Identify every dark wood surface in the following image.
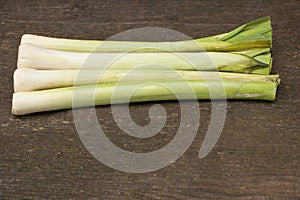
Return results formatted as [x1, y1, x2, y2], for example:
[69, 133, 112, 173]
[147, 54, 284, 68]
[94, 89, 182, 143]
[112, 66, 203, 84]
[0, 0, 299, 199]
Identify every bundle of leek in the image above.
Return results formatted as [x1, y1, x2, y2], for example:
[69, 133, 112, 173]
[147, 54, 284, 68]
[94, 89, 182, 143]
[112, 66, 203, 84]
[12, 16, 280, 115]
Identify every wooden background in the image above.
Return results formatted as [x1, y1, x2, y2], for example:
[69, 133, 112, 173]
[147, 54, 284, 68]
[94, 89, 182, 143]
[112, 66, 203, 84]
[0, 0, 299, 199]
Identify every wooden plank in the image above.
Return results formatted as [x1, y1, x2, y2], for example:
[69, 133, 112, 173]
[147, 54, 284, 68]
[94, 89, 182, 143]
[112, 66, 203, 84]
[0, 0, 299, 199]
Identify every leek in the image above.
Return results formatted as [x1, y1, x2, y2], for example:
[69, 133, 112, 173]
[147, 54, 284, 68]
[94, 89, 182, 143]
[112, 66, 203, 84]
[20, 17, 271, 52]
[14, 68, 280, 92]
[18, 44, 269, 74]
[12, 77, 280, 115]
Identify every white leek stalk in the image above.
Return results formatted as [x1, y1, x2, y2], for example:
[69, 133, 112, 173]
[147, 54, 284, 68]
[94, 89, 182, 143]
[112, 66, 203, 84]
[18, 44, 268, 73]
[20, 17, 272, 52]
[12, 78, 280, 115]
[14, 68, 280, 92]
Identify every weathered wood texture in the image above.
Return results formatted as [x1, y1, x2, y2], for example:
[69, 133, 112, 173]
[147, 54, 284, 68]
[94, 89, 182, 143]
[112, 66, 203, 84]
[0, 0, 299, 199]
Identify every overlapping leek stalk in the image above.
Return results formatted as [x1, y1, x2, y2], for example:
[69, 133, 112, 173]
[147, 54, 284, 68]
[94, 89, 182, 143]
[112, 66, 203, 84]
[12, 76, 280, 115]
[17, 44, 269, 74]
[14, 68, 279, 92]
[20, 17, 271, 52]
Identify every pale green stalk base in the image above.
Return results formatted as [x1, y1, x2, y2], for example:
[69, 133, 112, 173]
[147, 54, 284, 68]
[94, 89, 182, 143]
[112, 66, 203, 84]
[14, 68, 280, 92]
[18, 44, 268, 73]
[12, 78, 280, 115]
